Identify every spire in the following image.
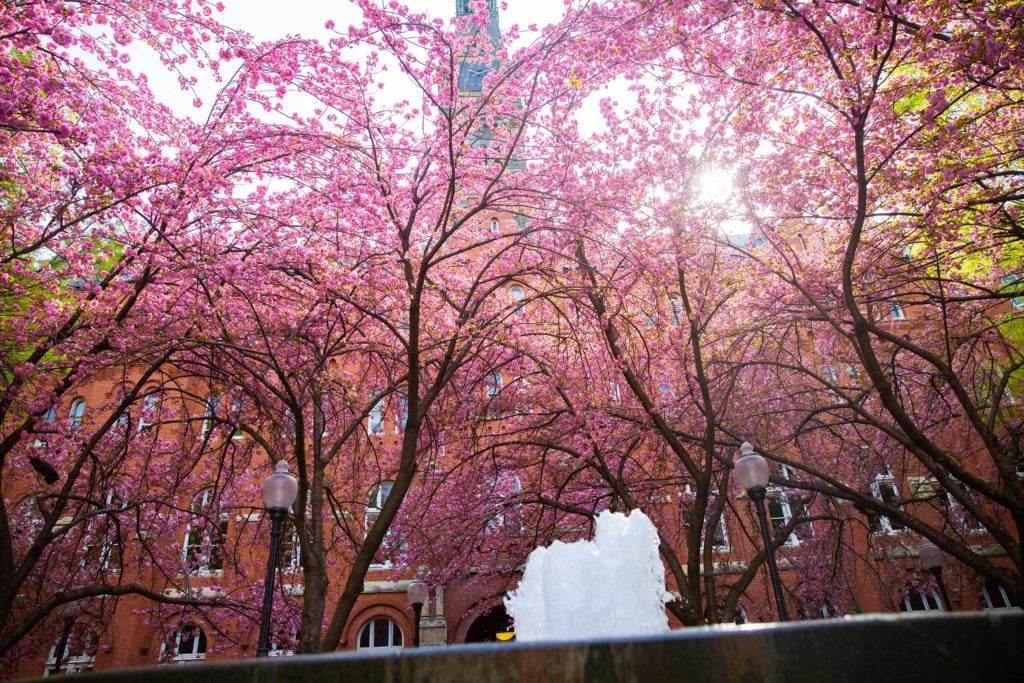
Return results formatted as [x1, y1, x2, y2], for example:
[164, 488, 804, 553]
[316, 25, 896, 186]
[455, 0, 503, 93]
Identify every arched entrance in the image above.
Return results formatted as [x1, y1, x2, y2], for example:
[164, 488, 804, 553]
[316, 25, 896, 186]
[464, 604, 513, 643]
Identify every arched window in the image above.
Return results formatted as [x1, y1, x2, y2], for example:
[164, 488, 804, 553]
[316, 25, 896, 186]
[43, 406, 57, 423]
[182, 489, 227, 573]
[509, 286, 525, 316]
[163, 623, 207, 663]
[900, 589, 942, 612]
[490, 218, 499, 233]
[357, 617, 403, 649]
[69, 399, 86, 428]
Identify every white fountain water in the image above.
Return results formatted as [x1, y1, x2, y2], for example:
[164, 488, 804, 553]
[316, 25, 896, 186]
[504, 509, 672, 641]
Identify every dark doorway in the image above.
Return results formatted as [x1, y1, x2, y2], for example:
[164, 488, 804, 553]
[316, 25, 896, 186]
[464, 604, 513, 643]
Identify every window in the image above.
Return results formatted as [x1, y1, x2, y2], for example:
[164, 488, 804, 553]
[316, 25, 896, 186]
[900, 589, 943, 612]
[394, 392, 408, 435]
[822, 367, 839, 401]
[368, 481, 393, 511]
[1012, 296, 1024, 310]
[888, 302, 907, 321]
[366, 482, 397, 567]
[43, 406, 57, 423]
[934, 486, 984, 533]
[268, 628, 299, 657]
[1000, 274, 1019, 287]
[608, 381, 620, 403]
[278, 518, 301, 573]
[82, 494, 122, 572]
[201, 394, 221, 436]
[509, 286, 525, 315]
[357, 616, 403, 649]
[490, 218, 499, 233]
[43, 624, 97, 676]
[138, 392, 160, 432]
[486, 373, 503, 398]
[69, 399, 86, 428]
[669, 295, 683, 326]
[870, 472, 903, 533]
[182, 489, 227, 573]
[768, 466, 812, 545]
[981, 580, 1020, 610]
[163, 624, 207, 663]
[229, 397, 245, 439]
[486, 471, 523, 532]
[704, 514, 729, 550]
[367, 397, 385, 435]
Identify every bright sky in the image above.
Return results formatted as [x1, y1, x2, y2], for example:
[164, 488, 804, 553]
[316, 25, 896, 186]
[215, 0, 567, 43]
[140, 0, 570, 118]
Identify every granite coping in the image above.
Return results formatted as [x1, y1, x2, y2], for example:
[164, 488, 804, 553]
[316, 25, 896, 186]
[37, 611, 1024, 683]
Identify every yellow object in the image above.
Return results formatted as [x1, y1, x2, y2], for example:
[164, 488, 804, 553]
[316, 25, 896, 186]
[495, 631, 515, 641]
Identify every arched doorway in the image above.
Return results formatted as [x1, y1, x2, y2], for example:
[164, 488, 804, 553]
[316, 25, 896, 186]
[464, 604, 513, 643]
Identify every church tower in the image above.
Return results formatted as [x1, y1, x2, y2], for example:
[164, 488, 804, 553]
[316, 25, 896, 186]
[456, 0, 502, 93]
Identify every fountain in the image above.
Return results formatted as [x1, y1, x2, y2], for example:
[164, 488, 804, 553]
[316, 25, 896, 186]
[505, 509, 671, 641]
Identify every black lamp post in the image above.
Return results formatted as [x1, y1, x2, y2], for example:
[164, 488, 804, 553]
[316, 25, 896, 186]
[919, 542, 952, 611]
[407, 579, 429, 647]
[256, 460, 298, 657]
[735, 442, 790, 622]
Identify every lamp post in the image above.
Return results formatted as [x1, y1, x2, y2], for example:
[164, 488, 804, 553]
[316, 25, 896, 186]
[256, 460, 298, 657]
[735, 442, 790, 622]
[407, 579, 429, 647]
[919, 542, 952, 611]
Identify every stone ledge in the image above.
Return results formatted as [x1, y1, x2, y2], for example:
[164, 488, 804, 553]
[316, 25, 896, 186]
[33, 611, 1024, 683]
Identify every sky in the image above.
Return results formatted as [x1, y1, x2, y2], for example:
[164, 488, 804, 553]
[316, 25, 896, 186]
[132, 0, 738, 214]
[140, 0, 571, 119]
[215, 0, 568, 43]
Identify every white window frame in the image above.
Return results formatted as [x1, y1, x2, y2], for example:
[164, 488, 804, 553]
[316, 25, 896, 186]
[80, 491, 123, 572]
[888, 302, 907, 321]
[486, 373, 503, 398]
[490, 218, 499, 233]
[393, 392, 408, 435]
[357, 616, 404, 650]
[486, 471, 523, 532]
[981, 581, 1017, 610]
[162, 624, 207, 664]
[767, 465, 810, 546]
[870, 472, 902, 534]
[900, 589, 943, 612]
[668, 294, 683, 326]
[43, 626, 96, 676]
[201, 394, 221, 436]
[277, 515, 302, 574]
[182, 489, 227, 574]
[138, 392, 160, 432]
[509, 285, 525, 315]
[367, 397, 385, 435]
[704, 513, 729, 551]
[366, 482, 396, 568]
[69, 399, 86, 428]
